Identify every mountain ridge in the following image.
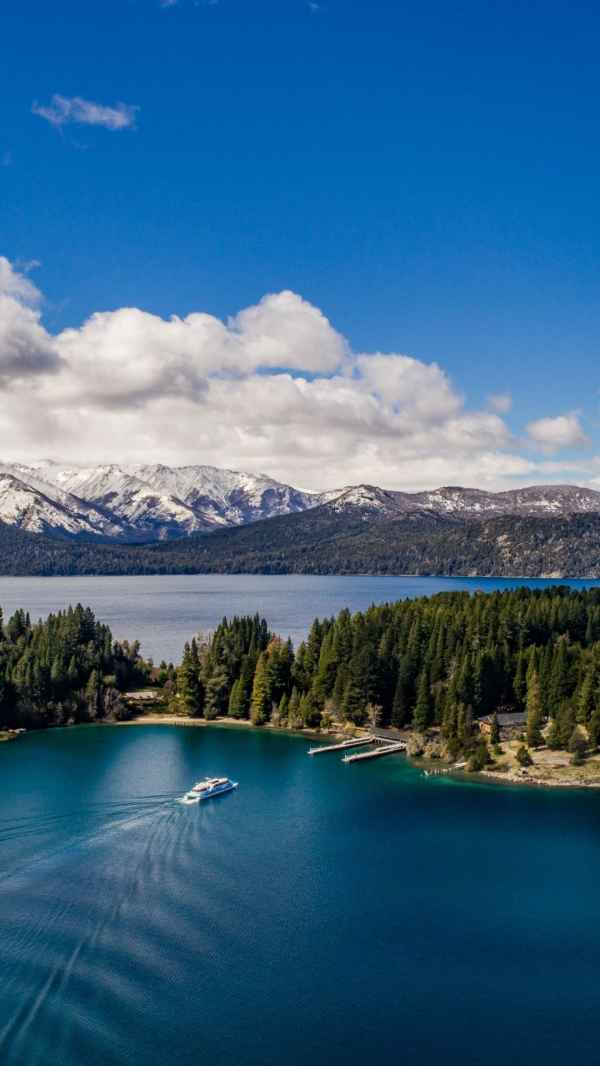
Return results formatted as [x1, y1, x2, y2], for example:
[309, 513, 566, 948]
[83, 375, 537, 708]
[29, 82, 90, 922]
[0, 460, 325, 541]
[0, 460, 600, 547]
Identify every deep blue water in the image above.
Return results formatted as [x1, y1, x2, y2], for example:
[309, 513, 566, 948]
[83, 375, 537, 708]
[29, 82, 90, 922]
[0, 573, 598, 661]
[2, 724, 600, 1066]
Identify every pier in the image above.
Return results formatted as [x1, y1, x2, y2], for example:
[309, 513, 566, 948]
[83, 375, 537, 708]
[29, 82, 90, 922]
[308, 735, 374, 755]
[342, 741, 407, 764]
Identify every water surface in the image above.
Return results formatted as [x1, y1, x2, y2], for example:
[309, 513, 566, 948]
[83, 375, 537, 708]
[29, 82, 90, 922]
[1, 724, 600, 1065]
[0, 573, 598, 661]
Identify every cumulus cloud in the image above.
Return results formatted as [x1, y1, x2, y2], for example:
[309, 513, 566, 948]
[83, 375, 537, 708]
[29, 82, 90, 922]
[32, 95, 138, 131]
[0, 257, 60, 380]
[526, 412, 589, 455]
[0, 256, 594, 490]
[52, 290, 346, 409]
[488, 392, 512, 414]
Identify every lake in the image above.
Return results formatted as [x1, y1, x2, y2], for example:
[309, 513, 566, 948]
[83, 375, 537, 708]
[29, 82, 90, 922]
[2, 723, 600, 1066]
[0, 573, 599, 662]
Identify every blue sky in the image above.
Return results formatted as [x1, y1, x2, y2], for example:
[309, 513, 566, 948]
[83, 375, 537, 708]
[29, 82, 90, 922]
[1, 0, 600, 489]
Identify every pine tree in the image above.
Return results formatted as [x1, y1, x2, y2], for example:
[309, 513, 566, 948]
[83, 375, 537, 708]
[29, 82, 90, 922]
[513, 648, 527, 710]
[557, 701, 577, 749]
[577, 666, 596, 725]
[548, 638, 571, 717]
[456, 703, 473, 749]
[204, 666, 228, 720]
[278, 693, 289, 725]
[300, 690, 321, 728]
[489, 712, 500, 746]
[546, 716, 562, 750]
[250, 653, 271, 725]
[312, 631, 338, 704]
[287, 687, 302, 729]
[467, 739, 489, 772]
[413, 670, 433, 732]
[526, 669, 544, 748]
[342, 676, 366, 725]
[516, 744, 533, 767]
[589, 698, 600, 749]
[568, 725, 588, 765]
[391, 668, 412, 727]
[177, 640, 203, 716]
[266, 638, 293, 706]
[228, 678, 243, 718]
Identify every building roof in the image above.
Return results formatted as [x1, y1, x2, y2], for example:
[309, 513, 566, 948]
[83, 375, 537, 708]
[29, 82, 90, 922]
[479, 712, 526, 726]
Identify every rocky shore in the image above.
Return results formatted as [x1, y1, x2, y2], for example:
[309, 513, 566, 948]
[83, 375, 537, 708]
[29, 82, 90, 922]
[404, 727, 600, 789]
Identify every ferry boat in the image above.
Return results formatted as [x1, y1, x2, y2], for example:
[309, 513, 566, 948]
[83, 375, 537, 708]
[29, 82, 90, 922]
[181, 777, 238, 804]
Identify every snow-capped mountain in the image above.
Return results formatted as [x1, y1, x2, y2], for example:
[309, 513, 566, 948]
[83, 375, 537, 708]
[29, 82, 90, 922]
[325, 483, 600, 521]
[0, 469, 127, 539]
[0, 461, 324, 541]
[0, 462, 600, 542]
[126, 463, 320, 526]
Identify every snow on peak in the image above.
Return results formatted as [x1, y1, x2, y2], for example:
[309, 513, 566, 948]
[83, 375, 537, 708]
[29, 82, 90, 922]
[1, 465, 600, 542]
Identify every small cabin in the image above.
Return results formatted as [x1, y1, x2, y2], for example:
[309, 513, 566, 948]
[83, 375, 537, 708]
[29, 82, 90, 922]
[478, 712, 526, 738]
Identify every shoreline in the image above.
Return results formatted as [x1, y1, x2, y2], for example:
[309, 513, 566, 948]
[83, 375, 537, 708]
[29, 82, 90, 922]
[2, 571, 600, 581]
[115, 713, 330, 740]
[115, 714, 600, 791]
[7, 714, 600, 790]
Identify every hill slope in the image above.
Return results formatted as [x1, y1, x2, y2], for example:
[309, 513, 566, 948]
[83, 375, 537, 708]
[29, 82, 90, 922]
[1, 507, 600, 577]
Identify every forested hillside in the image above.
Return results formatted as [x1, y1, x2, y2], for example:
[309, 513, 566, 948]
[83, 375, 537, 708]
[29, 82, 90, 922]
[174, 588, 600, 765]
[0, 605, 150, 730]
[1, 509, 600, 577]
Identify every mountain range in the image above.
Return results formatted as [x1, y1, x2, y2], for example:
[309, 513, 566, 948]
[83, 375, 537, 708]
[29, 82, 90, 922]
[0, 461, 600, 577]
[1, 460, 600, 543]
[0, 461, 326, 541]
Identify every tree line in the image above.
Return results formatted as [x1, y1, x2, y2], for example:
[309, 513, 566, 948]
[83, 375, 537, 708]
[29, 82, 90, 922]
[7, 588, 600, 766]
[173, 587, 600, 763]
[0, 604, 151, 730]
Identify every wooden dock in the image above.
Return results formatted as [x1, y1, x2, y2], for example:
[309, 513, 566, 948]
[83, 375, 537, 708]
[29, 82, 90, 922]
[342, 741, 406, 764]
[308, 736, 374, 756]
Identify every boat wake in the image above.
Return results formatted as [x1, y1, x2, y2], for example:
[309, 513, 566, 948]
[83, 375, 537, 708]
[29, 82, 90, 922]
[0, 793, 198, 1064]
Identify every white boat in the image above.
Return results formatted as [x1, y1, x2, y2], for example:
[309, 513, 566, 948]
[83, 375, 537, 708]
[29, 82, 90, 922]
[184, 777, 238, 803]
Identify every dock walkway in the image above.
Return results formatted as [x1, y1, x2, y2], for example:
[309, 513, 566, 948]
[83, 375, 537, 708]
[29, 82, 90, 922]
[308, 736, 374, 756]
[342, 741, 406, 764]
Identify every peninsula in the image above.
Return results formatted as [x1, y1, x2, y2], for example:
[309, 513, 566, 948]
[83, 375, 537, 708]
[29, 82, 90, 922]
[4, 587, 600, 790]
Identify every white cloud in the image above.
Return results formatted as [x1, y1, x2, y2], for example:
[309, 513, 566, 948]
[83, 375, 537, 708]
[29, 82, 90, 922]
[32, 95, 138, 131]
[0, 257, 60, 380]
[488, 392, 512, 414]
[526, 412, 589, 455]
[0, 257, 595, 491]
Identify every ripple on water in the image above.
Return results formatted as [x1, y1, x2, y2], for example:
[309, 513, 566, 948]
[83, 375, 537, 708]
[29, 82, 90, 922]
[3, 725, 600, 1066]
